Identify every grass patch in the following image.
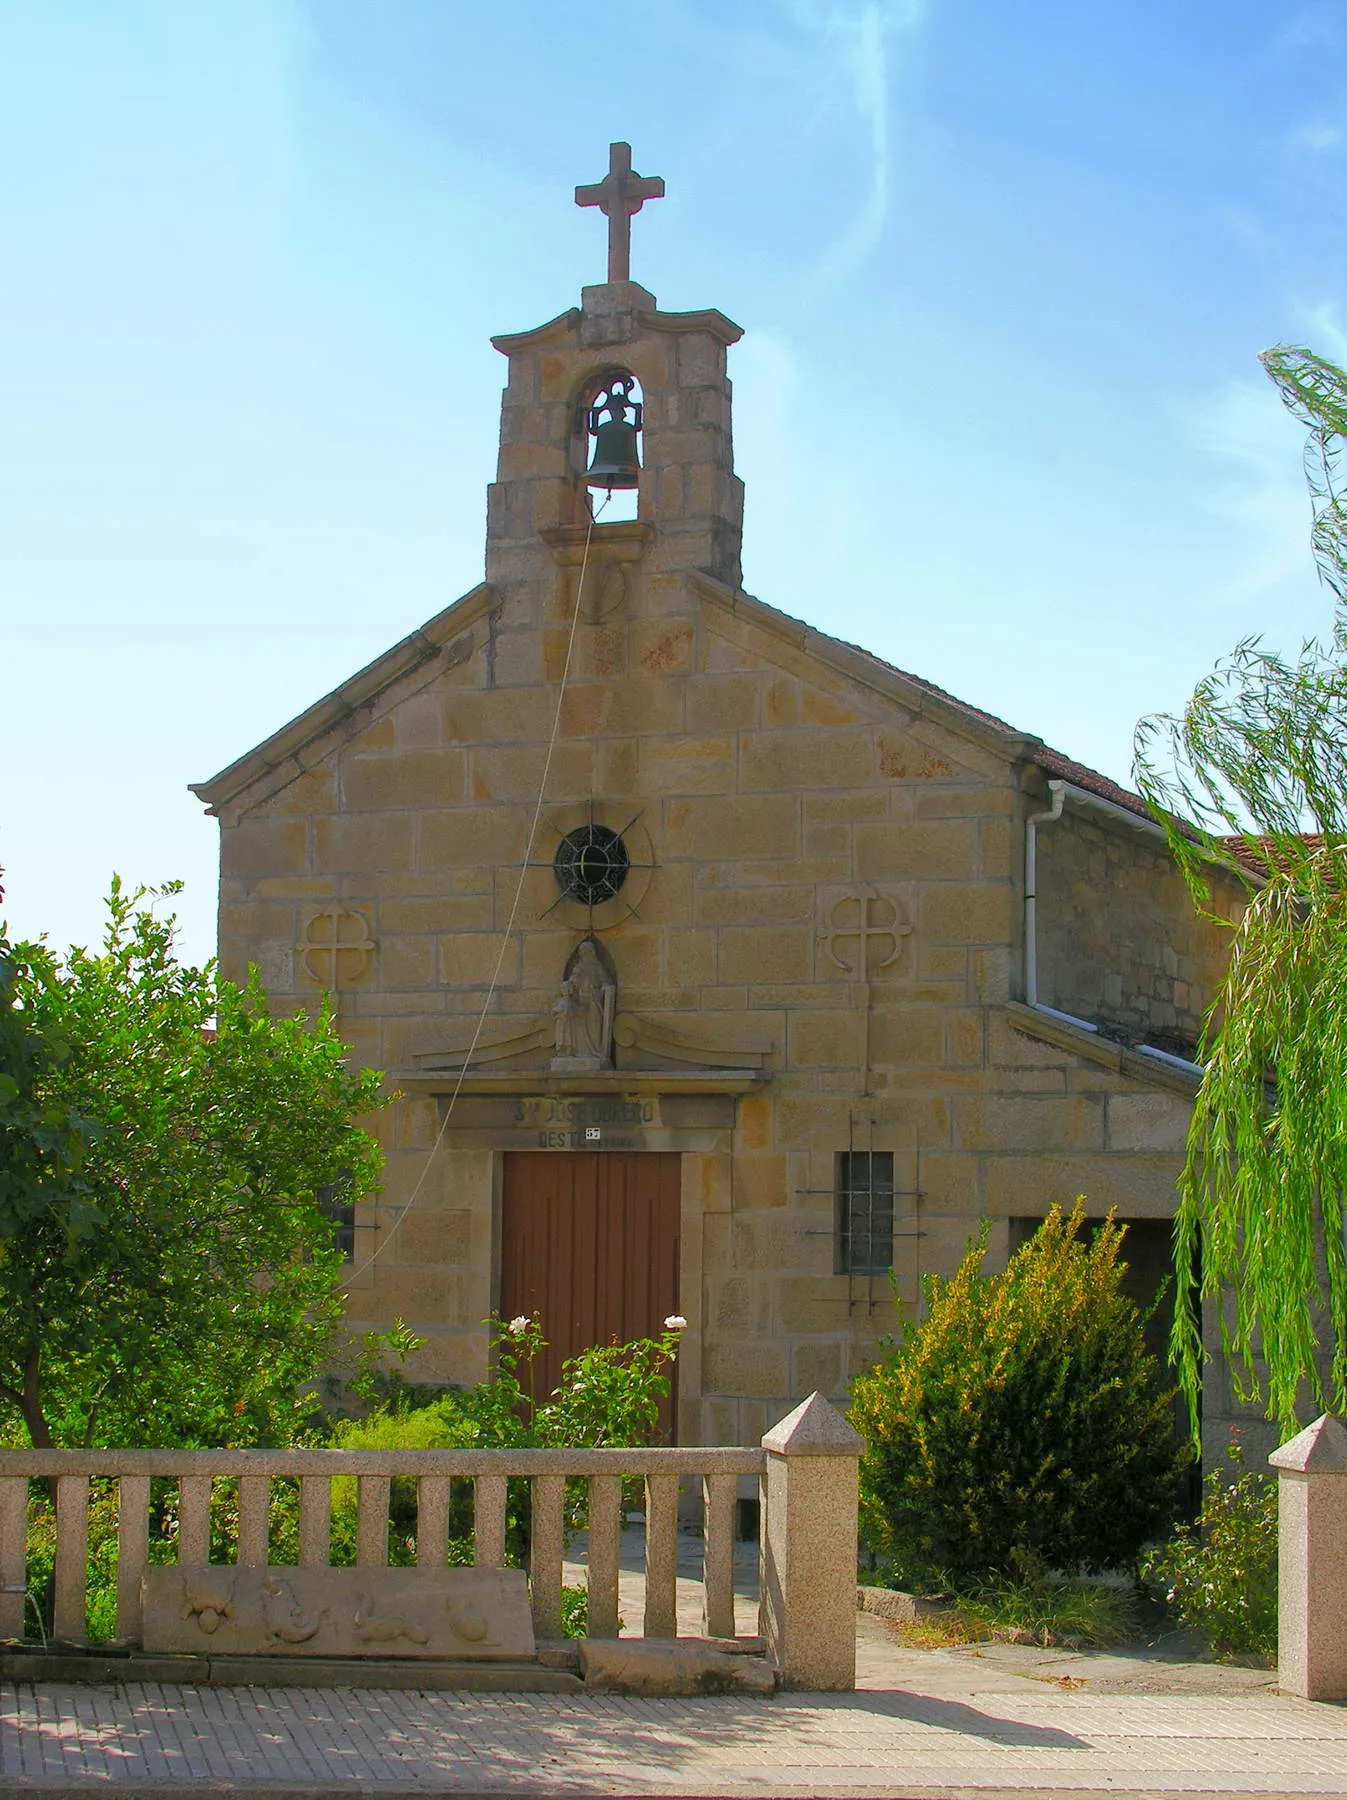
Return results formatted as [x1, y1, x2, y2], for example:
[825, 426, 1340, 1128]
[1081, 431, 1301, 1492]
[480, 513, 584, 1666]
[885, 1579, 1139, 1652]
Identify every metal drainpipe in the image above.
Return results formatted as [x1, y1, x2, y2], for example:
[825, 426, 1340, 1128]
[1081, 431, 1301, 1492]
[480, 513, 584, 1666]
[1023, 780, 1099, 1031]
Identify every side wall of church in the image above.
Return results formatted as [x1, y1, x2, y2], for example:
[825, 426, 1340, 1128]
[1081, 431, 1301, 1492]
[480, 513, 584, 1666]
[1035, 809, 1242, 1051]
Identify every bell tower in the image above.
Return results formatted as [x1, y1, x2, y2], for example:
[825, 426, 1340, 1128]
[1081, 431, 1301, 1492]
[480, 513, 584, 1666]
[484, 143, 744, 675]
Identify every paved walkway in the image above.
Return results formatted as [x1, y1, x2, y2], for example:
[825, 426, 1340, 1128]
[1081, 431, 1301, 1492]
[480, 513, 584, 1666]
[3, 1531, 1340, 1796]
[5, 1671, 1347, 1796]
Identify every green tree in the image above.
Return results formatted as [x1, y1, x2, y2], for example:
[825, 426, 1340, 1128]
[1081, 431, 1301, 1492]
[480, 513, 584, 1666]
[850, 1206, 1187, 1590]
[1135, 347, 1347, 1432]
[0, 879, 385, 1448]
[0, 874, 103, 1275]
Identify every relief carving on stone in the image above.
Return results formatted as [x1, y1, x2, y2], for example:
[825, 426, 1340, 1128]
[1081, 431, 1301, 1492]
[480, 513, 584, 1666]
[415, 1018, 552, 1072]
[300, 908, 376, 989]
[820, 887, 912, 1095]
[142, 1565, 535, 1660]
[820, 887, 910, 979]
[612, 1015, 775, 1071]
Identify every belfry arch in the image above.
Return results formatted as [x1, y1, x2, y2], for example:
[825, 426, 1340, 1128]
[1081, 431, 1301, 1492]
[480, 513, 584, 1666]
[573, 368, 645, 523]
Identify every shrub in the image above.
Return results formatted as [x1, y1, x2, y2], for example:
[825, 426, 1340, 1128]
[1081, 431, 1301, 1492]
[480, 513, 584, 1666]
[850, 1203, 1190, 1590]
[330, 1314, 683, 1563]
[1140, 1441, 1277, 1659]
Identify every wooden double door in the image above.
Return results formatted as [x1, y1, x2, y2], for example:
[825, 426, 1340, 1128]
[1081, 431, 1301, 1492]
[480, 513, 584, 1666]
[500, 1152, 681, 1439]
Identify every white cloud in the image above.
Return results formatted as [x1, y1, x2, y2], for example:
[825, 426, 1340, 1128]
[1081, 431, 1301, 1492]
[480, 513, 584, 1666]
[788, 0, 926, 295]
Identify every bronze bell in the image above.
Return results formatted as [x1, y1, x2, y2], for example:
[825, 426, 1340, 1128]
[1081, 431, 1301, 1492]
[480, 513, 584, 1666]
[585, 416, 642, 490]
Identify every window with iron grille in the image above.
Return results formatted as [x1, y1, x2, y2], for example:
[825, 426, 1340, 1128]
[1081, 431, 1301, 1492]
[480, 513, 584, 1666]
[836, 1152, 894, 1275]
[553, 823, 630, 906]
[317, 1176, 356, 1263]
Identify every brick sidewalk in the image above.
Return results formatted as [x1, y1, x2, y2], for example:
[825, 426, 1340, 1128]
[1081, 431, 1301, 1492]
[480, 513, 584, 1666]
[6, 1678, 1347, 1796]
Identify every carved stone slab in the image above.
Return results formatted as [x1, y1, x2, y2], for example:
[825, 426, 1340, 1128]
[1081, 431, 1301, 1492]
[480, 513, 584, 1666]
[142, 1566, 535, 1660]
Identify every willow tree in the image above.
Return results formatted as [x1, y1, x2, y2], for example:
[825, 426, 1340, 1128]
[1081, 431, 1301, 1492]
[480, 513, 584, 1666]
[1135, 346, 1347, 1433]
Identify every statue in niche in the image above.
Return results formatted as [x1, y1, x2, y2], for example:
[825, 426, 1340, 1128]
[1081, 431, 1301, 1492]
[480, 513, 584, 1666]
[551, 937, 616, 1070]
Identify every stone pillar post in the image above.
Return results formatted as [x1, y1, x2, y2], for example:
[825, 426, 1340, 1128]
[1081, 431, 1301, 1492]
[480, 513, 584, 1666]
[1270, 1413, 1347, 1700]
[759, 1391, 864, 1691]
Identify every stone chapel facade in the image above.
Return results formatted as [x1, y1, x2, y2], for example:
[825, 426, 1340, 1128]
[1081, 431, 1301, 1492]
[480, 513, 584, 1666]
[193, 154, 1247, 1452]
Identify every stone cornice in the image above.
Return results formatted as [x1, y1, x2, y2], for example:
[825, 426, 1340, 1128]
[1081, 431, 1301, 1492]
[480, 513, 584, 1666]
[389, 1069, 769, 1097]
[635, 308, 743, 346]
[1004, 1000, 1202, 1097]
[688, 572, 1043, 765]
[490, 309, 583, 355]
[539, 521, 654, 564]
[489, 303, 743, 357]
[189, 583, 498, 822]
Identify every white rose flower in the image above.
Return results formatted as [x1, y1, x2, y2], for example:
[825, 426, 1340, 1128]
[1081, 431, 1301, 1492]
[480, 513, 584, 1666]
[664, 1314, 688, 1331]
[508, 1315, 530, 1333]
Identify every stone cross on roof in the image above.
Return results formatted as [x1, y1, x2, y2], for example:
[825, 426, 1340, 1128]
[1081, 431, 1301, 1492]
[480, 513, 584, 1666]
[575, 142, 665, 285]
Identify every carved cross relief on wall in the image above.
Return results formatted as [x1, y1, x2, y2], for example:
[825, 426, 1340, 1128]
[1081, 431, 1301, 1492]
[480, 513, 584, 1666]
[821, 888, 910, 979]
[820, 888, 912, 1095]
[300, 908, 376, 994]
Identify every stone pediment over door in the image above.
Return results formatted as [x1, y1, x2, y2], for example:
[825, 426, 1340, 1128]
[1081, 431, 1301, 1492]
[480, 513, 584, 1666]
[398, 1010, 773, 1151]
[611, 1014, 774, 1072]
[396, 1053, 766, 1157]
[406, 1011, 774, 1084]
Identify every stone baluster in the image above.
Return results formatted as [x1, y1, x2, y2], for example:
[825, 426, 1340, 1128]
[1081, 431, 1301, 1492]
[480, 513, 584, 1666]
[53, 1474, 89, 1641]
[416, 1477, 451, 1567]
[585, 1474, 622, 1637]
[237, 1477, 270, 1568]
[474, 1475, 507, 1567]
[0, 1476, 26, 1640]
[356, 1475, 390, 1567]
[701, 1470, 737, 1640]
[529, 1474, 565, 1638]
[298, 1477, 331, 1566]
[759, 1391, 864, 1691]
[116, 1476, 151, 1642]
[178, 1476, 211, 1564]
[1271, 1413, 1347, 1700]
[643, 1473, 679, 1638]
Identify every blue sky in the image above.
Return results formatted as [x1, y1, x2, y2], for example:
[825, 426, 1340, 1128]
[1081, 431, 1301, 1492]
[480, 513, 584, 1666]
[2, 0, 1344, 967]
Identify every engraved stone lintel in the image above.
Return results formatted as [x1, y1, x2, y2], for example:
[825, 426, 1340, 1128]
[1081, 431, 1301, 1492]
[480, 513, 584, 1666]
[142, 1565, 535, 1660]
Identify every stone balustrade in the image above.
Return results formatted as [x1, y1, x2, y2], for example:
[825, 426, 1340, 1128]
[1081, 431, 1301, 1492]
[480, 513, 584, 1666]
[0, 1392, 863, 1690]
[1271, 1413, 1347, 1701]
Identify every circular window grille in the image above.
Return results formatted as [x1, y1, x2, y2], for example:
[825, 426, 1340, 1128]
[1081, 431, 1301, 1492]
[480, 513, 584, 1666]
[553, 824, 630, 906]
